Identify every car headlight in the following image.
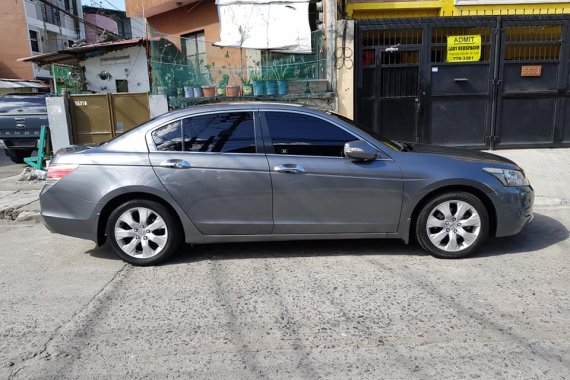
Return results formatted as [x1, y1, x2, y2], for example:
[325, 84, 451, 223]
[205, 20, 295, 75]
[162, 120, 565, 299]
[483, 168, 530, 187]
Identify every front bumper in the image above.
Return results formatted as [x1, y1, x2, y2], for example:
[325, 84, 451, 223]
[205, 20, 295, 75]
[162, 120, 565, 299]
[493, 185, 534, 237]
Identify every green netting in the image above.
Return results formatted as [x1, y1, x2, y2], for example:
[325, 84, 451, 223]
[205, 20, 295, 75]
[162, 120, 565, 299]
[51, 64, 86, 95]
[147, 26, 330, 101]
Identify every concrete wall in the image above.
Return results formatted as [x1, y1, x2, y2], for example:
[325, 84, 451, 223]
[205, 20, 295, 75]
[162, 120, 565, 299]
[147, 0, 245, 85]
[84, 13, 119, 44]
[336, 20, 354, 119]
[82, 46, 150, 93]
[347, 0, 570, 18]
[0, 0, 33, 79]
[126, 0, 196, 18]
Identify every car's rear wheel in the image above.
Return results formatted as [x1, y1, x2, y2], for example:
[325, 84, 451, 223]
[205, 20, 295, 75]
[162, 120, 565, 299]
[7, 149, 33, 164]
[416, 192, 489, 259]
[106, 199, 181, 266]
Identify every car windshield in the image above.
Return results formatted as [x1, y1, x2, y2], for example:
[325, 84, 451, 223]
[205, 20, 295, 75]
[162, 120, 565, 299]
[327, 112, 403, 151]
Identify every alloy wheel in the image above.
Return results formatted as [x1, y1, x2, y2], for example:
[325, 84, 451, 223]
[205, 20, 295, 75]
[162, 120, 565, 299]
[114, 207, 169, 258]
[425, 200, 481, 252]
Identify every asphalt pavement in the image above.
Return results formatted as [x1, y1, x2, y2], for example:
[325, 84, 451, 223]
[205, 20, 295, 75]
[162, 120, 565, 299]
[0, 147, 568, 379]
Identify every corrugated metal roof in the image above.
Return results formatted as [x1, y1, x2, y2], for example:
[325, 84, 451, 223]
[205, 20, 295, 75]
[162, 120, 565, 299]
[0, 79, 49, 89]
[18, 38, 145, 65]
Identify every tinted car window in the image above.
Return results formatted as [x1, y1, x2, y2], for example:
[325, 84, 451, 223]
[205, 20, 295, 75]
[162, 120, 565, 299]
[183, 112, 255, 153]
[152, 121, 183, 151]
[265, 112, 355, 157]
[0, 96, 47, 114]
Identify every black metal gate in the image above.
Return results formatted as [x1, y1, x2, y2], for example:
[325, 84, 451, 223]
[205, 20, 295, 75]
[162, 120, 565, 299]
[355, 16, 570, 149]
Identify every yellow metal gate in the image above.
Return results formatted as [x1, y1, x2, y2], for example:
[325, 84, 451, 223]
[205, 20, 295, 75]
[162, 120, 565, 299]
[68, 93, 150, 145]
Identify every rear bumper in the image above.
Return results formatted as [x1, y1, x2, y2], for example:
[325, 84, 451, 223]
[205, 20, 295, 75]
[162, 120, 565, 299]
[40, 184, 100, 242]
[493, 185, 534, 237]
[0, 138, 38, 150]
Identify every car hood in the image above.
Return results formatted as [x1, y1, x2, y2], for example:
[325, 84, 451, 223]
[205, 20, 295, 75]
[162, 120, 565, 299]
[405, 143, 518, 166]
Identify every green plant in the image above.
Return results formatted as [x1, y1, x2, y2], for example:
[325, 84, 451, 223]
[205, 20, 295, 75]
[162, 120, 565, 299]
[217, 73, 229, 89]
[239, 73, 251, 85]
[98, 70, 112, 80]
[204, 62, 216, 86]
[249, 68, 262, 81]
[272, 58, 292, 80]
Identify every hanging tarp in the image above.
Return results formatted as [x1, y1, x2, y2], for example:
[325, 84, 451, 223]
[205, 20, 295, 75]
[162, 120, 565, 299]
[215, 0, 312, 53]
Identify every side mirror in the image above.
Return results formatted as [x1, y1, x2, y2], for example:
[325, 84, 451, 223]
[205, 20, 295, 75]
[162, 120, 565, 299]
[343, 140, 379, 161]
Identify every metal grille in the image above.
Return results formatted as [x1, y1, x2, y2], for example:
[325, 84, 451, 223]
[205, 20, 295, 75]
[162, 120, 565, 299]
[504, 24, 562, 61]
[381, 67, 418, 98]
[381, 51, 419, 65]
[362, 29, 422, 47]
[505, 24, 562, 42]
[431, 27, 492, 63]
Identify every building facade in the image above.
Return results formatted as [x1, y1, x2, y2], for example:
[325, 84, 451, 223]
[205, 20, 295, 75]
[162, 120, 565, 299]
[83, 5, 145, 44]
[0, 0, 85, 82]
[336, 0, 570, 149]
[125, 0, 336, 109]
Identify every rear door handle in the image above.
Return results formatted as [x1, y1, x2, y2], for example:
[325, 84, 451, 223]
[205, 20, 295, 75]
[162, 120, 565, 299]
[274, 164, 305, 174]
[159, 159, 191, 169]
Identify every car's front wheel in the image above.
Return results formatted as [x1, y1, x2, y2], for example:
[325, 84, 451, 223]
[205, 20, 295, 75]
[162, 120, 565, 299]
[416, 192, 489, 259]
[106, 199, 181, 266]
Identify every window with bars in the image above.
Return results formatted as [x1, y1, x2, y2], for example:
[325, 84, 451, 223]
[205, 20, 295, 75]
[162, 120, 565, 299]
[362, 29, 422, 47]
[504, 25, 562, 61]
[41, 1, 61, 26]
[182, 31, 208, 85]
[29, 30, 40, 53]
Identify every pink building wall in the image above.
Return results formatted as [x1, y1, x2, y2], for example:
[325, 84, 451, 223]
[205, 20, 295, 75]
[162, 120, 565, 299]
[84, 13, 119, 44]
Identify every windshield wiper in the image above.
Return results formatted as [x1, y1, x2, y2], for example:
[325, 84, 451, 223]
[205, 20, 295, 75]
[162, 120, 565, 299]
[399, 142, 414, 152]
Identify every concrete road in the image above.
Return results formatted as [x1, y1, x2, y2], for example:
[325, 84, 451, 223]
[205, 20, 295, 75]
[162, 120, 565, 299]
[0, 149, 25, 178]
[1, 205, 568, 379]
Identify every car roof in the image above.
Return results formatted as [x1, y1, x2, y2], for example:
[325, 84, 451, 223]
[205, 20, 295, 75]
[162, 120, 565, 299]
[149, 101, 322, 126]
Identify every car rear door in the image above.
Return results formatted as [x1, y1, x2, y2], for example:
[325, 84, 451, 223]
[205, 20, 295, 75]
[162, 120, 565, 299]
[261, 110, 403, 234]
[148, 110, 273, 235]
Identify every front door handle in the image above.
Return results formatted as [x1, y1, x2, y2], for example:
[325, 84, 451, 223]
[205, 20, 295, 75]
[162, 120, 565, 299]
[159, 159, 191, 169]
[274, 164, 305, 174]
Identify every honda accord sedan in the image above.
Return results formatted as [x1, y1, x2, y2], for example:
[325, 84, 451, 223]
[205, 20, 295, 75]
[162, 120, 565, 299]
[40, 103, 534, 265]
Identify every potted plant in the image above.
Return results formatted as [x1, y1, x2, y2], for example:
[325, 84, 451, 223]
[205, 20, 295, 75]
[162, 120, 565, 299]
[226, 75, 241, 97]
[272, 59, 290, 95]
[201, 63, 216, 97]
[217, 73, 229, 96]
[264, 69, 277, 96]
[239, 74, 253, 96]
[250, 68, 264, 96]
[183, 79, 195, 98]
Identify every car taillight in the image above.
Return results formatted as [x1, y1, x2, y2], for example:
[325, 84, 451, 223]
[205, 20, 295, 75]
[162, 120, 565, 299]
[46, 164, 78, 185]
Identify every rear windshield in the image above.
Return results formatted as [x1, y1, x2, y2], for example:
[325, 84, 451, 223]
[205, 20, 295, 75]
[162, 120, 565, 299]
[0, 96, 47, 114]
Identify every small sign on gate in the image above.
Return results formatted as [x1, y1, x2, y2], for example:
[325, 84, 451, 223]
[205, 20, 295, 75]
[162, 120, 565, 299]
[447, 35, 482, 63]
[521, 65, 542, 77]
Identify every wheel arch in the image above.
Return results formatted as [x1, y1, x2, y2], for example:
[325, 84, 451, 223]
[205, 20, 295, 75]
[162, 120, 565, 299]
[408, 185, 497, 243]
[97, 192, 185, 246]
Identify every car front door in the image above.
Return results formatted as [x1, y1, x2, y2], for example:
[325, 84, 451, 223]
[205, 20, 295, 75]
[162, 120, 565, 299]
[262, 111, 403, 234]
[148, 111, 273, 235]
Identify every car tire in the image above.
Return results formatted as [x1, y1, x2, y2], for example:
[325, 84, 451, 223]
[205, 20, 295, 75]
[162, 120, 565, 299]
[106, 199, 182, 266]
[7, 149, 32, 164]
[416, 192, 489, 259]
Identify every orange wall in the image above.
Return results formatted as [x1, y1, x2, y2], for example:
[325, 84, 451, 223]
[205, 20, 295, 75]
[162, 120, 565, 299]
[0, 0, 34, 79]
[147, 0, 246, 85]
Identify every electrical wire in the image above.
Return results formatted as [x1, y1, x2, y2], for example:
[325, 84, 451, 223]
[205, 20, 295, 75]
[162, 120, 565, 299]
[35, 0, 125, 40]
[89, 0, 146, 36]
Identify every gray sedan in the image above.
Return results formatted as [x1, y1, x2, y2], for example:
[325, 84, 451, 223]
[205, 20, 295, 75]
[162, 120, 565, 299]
[40, 103, 534, 265]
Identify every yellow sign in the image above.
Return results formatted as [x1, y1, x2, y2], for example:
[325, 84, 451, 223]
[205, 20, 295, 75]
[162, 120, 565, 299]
[447, 35, 482, 63]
